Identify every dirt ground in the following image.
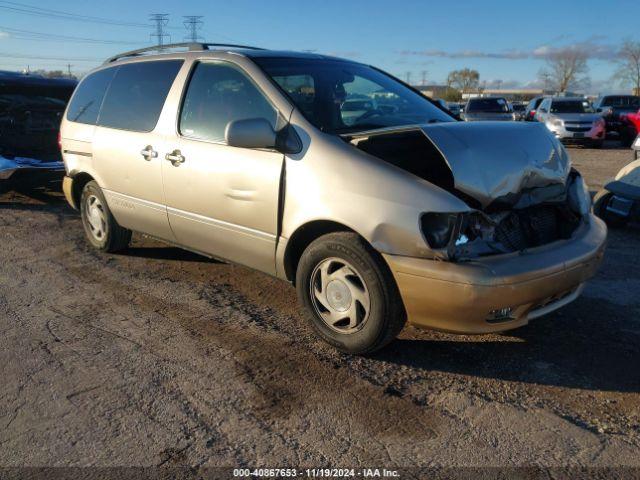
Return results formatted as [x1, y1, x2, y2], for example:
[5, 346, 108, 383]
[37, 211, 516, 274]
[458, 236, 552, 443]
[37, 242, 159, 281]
[1, 142, 639, 474]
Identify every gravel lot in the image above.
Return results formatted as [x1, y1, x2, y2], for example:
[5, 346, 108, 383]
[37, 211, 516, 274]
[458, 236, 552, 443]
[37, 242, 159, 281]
[1, 142, 639, 474]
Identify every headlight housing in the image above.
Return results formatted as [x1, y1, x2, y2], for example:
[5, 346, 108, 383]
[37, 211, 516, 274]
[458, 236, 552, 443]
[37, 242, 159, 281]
[552, 119, 563, 127]
[420, 212, 460, 249]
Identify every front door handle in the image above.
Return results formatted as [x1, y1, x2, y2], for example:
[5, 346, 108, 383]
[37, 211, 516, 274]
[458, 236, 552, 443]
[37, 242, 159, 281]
[165, 149, 185, 166]
[140, 145, 158, 160]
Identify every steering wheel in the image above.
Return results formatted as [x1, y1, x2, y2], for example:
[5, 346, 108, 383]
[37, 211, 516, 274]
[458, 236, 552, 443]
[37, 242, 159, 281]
[354, 109, 384, 123]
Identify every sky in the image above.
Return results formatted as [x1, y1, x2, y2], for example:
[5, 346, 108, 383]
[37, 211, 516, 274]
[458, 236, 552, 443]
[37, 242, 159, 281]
[0, 0, 638, 95]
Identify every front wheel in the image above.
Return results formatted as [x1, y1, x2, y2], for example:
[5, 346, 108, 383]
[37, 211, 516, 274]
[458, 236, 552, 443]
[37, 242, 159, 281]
[80, 180, 131, 252]
[296, 232, 406, 354]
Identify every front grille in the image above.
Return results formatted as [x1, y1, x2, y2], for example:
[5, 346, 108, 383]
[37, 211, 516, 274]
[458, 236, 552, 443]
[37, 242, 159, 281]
[565, 126, 591, 132]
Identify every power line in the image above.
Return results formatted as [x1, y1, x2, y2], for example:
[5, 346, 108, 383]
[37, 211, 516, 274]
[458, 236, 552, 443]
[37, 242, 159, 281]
[0, 25, 143, 45]
[0, 1, 152, 28]
[149, 13, 170, 48]
[0, 51, 102, 62]
[183, 16, 204, 43]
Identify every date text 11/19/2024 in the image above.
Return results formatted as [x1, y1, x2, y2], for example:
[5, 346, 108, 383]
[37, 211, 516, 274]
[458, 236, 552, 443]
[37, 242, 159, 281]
[232, 468, 400, 478]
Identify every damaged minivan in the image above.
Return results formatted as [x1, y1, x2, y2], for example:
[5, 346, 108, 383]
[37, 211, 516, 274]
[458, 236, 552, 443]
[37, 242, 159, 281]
[60, 44, 607, 354]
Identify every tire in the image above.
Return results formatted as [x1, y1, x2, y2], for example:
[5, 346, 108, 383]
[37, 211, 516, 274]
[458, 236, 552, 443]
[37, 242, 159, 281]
[80, 180, 131, 252]
[592, 139, 604, 149]
[295, 232, 406, 355]
[592, 190, 628, 228]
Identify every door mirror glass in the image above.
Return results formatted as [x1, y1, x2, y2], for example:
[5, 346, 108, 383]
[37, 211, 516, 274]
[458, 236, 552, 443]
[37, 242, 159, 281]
[225, 118, 277, 150]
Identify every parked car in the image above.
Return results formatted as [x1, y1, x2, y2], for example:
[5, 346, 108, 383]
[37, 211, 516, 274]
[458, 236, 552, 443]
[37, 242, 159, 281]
[620, 108, 640, 142]
[461, 97, 514, 121]
[535, 97, 605, 147]
[635, 134, 640, 160]
[511, 103, 526, 121]
[524, 96, 546, 121]
[0, 71, 76, 191]
[592, 95, 640, 145]
[341, 97, 378, 126]
[446, 102, 461, 117]
[60, 43, 606, 354]
[593, 144, 640, 227]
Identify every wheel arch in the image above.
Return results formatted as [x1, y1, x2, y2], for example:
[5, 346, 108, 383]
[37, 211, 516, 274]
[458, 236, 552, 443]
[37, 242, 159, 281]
[283, 220, 359, 283]
[69, 172, 96, 210]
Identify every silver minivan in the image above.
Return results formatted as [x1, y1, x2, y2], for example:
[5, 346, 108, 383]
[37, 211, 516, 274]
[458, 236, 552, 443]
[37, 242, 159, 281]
[60, 43, 606, 354]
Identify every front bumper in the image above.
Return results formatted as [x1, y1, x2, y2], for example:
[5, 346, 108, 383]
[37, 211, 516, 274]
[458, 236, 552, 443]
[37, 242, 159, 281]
[383, 215, 607, 334]
[548, 123, 604, 142]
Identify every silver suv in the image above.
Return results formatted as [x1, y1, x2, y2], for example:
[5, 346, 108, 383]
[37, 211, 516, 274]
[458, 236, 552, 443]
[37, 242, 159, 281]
[535, 97, 605, 147]
[60, 43, 606, 354]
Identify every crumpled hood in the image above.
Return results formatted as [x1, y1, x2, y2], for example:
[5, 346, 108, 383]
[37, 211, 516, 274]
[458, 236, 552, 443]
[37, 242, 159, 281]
[421, 121, 570, 208]
[0, 154, 64, 180]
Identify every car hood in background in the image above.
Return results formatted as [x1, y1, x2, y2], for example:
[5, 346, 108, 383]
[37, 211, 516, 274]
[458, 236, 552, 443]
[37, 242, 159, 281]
[422, 121, 570, 208]
[549, 113, 601, 123]
[462, 112, 513, 122]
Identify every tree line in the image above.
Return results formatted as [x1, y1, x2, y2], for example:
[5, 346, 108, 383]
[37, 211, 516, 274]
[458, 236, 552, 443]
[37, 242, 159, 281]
[443, 39, 640, 98]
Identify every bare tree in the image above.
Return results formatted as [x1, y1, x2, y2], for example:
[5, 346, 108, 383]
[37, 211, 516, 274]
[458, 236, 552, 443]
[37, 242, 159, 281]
[539, 49, 589, 93]
[446, 68, 480, 93]
[614, 39, 640, 95]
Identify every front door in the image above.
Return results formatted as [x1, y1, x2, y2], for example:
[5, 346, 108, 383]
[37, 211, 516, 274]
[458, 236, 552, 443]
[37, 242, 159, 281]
[162, 60, 284, 274]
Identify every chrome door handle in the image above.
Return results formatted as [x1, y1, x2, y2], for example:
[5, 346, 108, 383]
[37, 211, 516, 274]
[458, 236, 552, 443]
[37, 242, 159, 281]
[165, 150, 185, 166]
[140, 145, 158, 160]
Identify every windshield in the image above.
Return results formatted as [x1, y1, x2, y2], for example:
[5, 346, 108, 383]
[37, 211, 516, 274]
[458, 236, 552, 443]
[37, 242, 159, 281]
[602, 96, 640, 108]
[253, 57, 453, 134]
[466, 98, 509, 113]
[550, 100, 594, 114]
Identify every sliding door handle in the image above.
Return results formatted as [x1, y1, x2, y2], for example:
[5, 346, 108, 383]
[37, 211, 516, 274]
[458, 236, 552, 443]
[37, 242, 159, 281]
[165, 150, 185, 166]
[140, 145, 158, 160]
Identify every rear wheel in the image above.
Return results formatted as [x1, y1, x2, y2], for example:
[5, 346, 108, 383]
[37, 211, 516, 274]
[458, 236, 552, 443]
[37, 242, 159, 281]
[296, 232, 406, 354]
[593, 190, 628, 228]
[80, 181, 131, 252]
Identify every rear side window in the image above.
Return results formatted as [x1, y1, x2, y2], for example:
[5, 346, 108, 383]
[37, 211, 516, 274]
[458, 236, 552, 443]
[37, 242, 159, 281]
[98, 60, 183, 132]
[179, 62, 277, 143]
[66, 67, 116, 125]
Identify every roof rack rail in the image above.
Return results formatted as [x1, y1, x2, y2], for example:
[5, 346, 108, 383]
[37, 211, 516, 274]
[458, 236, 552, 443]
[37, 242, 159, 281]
[104, 42, 264, 64]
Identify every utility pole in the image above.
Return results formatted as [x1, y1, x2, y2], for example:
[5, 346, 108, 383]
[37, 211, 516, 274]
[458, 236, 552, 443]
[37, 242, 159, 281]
[421, 70, 428, 86]
[183, 16, 204, 43]
[66, 63, 73, 77]
[406, 71, 411, 85]
[149, 13, 170, 48]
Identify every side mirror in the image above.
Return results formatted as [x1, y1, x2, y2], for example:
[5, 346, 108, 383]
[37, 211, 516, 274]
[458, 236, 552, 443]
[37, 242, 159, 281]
[225, 118, 277, 150]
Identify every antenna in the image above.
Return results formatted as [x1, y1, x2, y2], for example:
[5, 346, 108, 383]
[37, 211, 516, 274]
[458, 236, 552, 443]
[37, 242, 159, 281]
[183, 16, 204, 43]
[149, 13, 170, 48]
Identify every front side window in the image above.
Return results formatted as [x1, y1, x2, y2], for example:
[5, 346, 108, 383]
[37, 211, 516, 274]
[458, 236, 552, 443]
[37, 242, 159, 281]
[466, 98, 509, 113]
[179, 62, 278, 143]
[66, 67, 116, 125]
[98, 60, 183, 132]
[254, 57, 452, 134]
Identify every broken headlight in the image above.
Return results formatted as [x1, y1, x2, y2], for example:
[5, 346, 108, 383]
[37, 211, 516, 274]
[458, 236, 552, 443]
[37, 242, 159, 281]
[420, 212, 460, 249]
[568, 174, 591, 218]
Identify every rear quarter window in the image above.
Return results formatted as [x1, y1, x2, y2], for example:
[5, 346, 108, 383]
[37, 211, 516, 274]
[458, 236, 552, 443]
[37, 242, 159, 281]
[66, 67, 116, 125]
[98, 60, 183, 132]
